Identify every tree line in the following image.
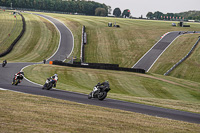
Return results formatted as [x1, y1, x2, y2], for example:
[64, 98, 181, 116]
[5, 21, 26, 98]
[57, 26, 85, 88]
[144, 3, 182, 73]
[0, 0, 108, 16]
[113, 8, 131, 18]
[146, 11, 200, 20]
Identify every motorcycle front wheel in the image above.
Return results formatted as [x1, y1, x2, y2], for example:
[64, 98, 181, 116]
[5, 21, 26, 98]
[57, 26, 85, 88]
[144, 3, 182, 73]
[47, 83, 53, 90]
[88, 92, 92, 99]
[14, 79, 19, 85]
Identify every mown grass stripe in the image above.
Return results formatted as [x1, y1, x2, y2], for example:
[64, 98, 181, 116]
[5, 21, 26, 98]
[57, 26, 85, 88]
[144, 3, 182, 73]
[0, 11, 22, 53]
[24, 64, 200, 113]
[0, 13, 59, 62]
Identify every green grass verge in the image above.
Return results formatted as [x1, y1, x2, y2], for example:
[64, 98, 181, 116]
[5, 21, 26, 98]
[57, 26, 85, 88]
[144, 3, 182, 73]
[1, 90, 199, 133]
[2, 11, 200, 82]
[23, 64, 200, 113]
[0, 12, 59, 62]
[30, 11, 82, 62]
[38, 13, 200, 68]
[0, 10, 23, 54]
[1, 11, 200, 130]
[37, 13, 200, 83]
[150, 34, 200, 82]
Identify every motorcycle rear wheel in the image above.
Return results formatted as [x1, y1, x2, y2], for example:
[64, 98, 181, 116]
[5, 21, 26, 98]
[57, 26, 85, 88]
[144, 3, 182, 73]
[47, 83, 53, 90]
[98, 92, 107, 101]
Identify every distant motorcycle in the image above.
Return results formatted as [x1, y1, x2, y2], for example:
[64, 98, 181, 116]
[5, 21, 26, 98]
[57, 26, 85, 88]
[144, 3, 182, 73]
[88, 83, 110, 101]
[2, 60, 7, 67]
[42, 78, 54, 90]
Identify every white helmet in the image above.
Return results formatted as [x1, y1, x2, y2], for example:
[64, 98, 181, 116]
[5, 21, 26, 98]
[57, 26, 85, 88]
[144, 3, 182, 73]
[54, 74, 58, 77]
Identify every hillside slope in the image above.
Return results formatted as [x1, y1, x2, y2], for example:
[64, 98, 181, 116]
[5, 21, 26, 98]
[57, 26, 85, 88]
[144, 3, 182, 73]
[24, 64, 200, 113]
[150, 33, 200, 82]
[0, 12, 59, 62]
[40, 13, 200, 68]
[0, 11, 22, 54]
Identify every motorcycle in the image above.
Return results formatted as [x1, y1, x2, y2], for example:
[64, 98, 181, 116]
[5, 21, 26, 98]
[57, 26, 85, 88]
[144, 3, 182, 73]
[42, 78, 54, 90]
[88, 83, 111, 101]
[12, 74, 23, 86]
[2, 60, 7, 67]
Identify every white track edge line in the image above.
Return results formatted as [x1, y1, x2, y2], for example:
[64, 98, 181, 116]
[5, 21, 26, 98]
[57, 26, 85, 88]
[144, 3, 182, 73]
[146, 34, 181, 72]
[132, 32, 170, 68]
[18, 13, 75, 91]
[147, 32, 198, 72]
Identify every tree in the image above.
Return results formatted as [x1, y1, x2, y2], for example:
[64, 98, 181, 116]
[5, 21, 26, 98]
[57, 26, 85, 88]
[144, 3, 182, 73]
[153, 11, 163, 19]
[107, 5, 112, 14]
[113, 7, 121, 17]
[0, 0, 108, 16]
[95, 7, 107, 16]
[146, 12, 153, 19]
[166, 13, 174, 20]
[122, 9, 130, 18]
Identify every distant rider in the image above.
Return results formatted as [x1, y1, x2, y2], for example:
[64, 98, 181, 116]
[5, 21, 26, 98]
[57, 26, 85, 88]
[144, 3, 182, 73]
[43, 59, 46, 64]
[12, 71, 24, 85]
[2, 60, 7, 67]
[3, 60, 7, 64]
[49, 74, 58, 87]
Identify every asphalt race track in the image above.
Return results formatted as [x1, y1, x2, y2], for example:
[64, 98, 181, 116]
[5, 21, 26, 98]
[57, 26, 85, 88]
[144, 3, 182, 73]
[132, 31, 200, 72]
[34, 13, 74, 62]
[0, 14, 200, 124]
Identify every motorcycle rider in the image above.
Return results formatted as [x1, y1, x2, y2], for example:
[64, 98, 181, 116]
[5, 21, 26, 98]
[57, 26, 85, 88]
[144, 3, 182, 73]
[49, 74, 58, 87]
[3, 60, 7, 64]
[99, 80, 110, 90]
[43, 59, 46, 64]
[12, 71, 24, 85]
[92, 80, 110, 97]
[2, 60, 7, 67]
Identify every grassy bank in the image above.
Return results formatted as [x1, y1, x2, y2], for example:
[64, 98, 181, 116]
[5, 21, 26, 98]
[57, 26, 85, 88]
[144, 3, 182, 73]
[1, 11, 200, 82]
[0, 12, 59, 62]
[1, 11, 200, 131]
[40, 13, 200, 68]
[150, 34, 200, 82]
[1, 90, 199, 133]
[23, 64, 200, 113]
[33, 12, 200, 83]
[0, 10, 23, 54]
[31, 12, 83, 63]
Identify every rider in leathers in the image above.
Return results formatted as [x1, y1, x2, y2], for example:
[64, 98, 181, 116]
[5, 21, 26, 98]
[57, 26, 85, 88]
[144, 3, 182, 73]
[3, 60, 7, 65]
[92, 80, 110, 97]
[50, 74, 58, 87]
[99, 80, 110, 90]
[12, 71, 24, 85]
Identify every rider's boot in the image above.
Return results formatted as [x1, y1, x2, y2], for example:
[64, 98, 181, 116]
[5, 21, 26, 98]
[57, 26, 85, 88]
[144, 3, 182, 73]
[91, 91, 94, 98]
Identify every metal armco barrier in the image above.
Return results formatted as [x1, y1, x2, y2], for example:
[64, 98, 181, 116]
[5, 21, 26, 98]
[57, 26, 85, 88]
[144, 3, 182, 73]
[0, 13, 26, 57]
[80, 25, 86, 63]
[164, 37, 200, 76]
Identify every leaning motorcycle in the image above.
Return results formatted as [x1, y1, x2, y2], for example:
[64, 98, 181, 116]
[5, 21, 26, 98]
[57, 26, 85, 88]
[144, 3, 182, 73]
[12, 75, 23, 86]
[42, 78, 54, 90]
[88, 84, 111, 101]
[2, 61, 7, 67]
